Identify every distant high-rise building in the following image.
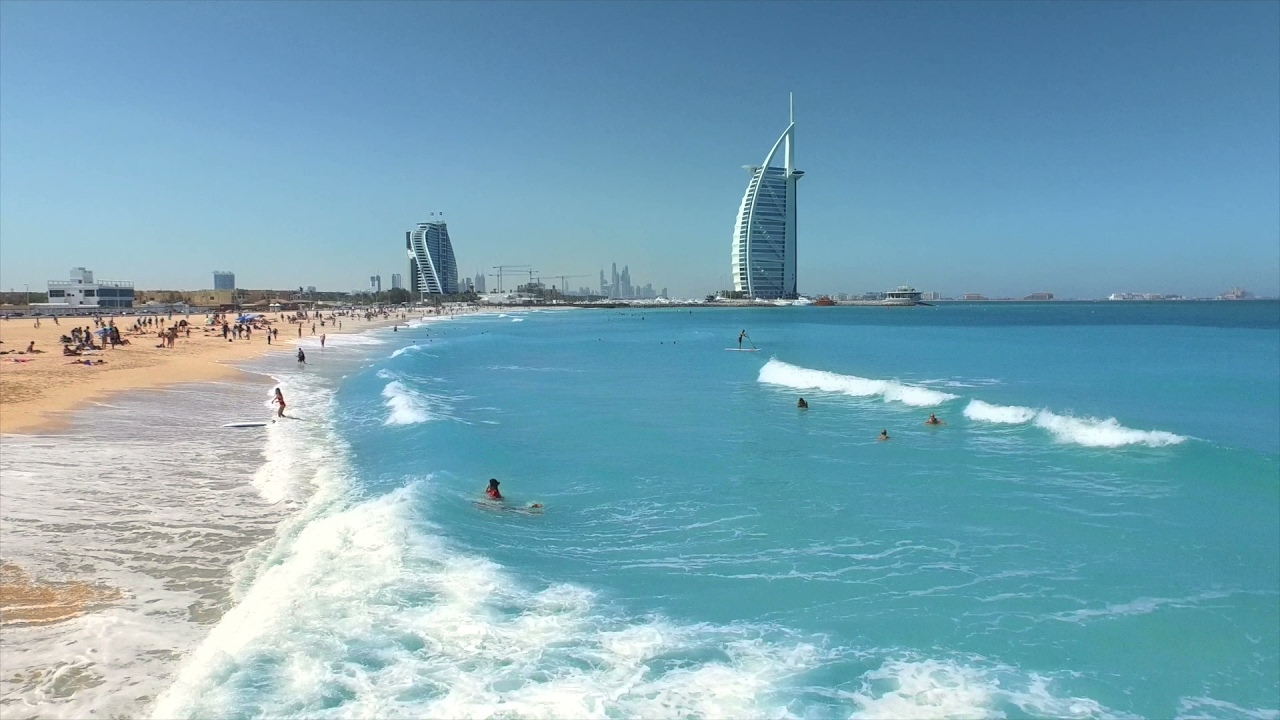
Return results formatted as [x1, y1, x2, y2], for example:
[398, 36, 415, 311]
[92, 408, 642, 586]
[610, 263, 620, 299]
[391, 273, 403, 290]
[406, 220, 458, 296]
[213, 271, 235, 290]
[661, 287, 668, 299]
[620, 266, 633, 299]
[732, 95, 802, 299]
[474, 271, 486, 294]
[370, 275, 382, 293]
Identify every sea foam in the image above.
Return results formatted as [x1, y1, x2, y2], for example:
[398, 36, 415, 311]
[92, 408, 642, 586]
[847, 657, 1130, 719]
[152, 482, 829, 719]
[964, 400, 1187, 448]
[758, 359, 958, 407]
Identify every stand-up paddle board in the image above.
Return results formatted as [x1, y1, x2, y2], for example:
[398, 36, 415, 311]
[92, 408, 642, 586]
[724, 348, 761, 352]
[222, 421, 269, 428]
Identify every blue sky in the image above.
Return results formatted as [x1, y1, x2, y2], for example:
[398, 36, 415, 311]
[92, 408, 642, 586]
[2, 1, 1277, 298]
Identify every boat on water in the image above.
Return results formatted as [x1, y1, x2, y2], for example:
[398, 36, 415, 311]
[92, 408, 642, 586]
[813, 296, 836, 306]
[882, 285, 925, 306]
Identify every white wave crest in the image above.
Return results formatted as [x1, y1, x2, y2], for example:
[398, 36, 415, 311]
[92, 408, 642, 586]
[390, 344, 428, 359]
[381, 380, 433, 425]
[152, 483, 830, 718]
[964, 399, 1038, 424]
[1034, 412, 1186, 448]
[964, 401, 1187, 448]
[758, 359, 958, 407]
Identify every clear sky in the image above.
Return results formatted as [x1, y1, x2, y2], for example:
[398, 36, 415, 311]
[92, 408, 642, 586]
[2, 1, 1277, 299]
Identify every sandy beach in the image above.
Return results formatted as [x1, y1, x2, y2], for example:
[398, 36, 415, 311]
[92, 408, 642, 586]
[0, 311, 408, 435]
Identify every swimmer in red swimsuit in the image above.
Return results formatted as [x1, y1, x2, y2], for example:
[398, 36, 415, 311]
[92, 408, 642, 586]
[485, 478, 503, 500]
[272, 387, 287, 418]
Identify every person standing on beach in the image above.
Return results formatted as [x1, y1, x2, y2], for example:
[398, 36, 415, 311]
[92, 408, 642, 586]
[272, 388, 287, 418]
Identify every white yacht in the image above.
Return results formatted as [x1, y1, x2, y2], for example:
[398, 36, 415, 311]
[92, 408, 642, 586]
[882, 285, 924, 306]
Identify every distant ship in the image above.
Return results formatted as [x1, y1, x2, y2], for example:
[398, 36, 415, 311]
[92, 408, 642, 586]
[882, 285, 924, 306]
[813, 296, 836, 306]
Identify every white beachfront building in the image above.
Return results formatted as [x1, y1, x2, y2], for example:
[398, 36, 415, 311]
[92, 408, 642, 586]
[731, 95, 804, 300]
[39, 267, 135, 311]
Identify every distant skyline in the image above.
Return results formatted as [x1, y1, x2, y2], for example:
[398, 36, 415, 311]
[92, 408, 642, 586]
[1, 1, 1277, 298]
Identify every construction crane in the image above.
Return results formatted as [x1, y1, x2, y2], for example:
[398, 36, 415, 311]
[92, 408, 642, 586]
[545, 274, 592, 302]
[490, 265, 530, 294]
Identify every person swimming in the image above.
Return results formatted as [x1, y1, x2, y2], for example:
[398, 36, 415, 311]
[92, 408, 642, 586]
[797, 397, 808, 409]
[485, 478, 503, 500]
[878, 429, 890, 441]
[924, 413, 944, 425]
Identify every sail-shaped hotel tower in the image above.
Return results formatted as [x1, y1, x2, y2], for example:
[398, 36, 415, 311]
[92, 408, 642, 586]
[731, 95, 803, 299]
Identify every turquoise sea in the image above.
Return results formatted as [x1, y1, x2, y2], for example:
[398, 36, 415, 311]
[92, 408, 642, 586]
[153, 302, 1279, 719]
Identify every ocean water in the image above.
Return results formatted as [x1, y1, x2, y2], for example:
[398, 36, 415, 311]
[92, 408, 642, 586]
[33, 303, 1280, 719]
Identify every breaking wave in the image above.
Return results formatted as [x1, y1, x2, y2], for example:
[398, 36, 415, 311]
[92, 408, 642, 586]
[151, 480, 833, 718]
[381, 380, 434, 425]
[964, 400, 1187, 448]
[758, 359, 958, 407]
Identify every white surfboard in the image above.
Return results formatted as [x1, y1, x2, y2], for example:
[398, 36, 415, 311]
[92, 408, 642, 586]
[222, 421, 269, 428]
[724, 348, 761, 352]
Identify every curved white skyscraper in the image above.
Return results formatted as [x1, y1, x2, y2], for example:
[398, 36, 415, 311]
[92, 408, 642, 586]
[406, 221, 458, 296]
[731, 95, 803, 299]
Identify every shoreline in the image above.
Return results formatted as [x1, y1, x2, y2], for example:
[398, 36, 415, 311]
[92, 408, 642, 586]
[0, 310, 414, 435]
[0, 312, 410, 716]
[0, 306, 496, 632]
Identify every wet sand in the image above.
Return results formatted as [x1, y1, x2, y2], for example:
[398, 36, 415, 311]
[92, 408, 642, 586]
[0, 563, 122, 627]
